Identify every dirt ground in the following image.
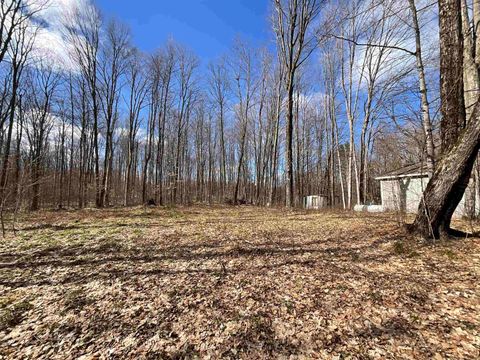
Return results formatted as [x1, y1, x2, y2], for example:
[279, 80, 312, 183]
[0, 206, 478, 359]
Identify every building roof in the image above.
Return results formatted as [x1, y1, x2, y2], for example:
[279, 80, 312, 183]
[375, 163, 429, 181]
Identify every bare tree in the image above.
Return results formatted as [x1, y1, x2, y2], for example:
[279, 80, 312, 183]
[65, 3, 102, 207]
[272, 0, 321, 207]
[154, 43, 176, 205]
[98, 19, 131, 206]
[0, 19, 36, 219]
[142, 52, 158, 204]
[24, 62, 60, 210]
[0, 0, 45, 65]
[267, 62, 284, 206]
[409, 0, 435, 173]
[231, 40, 258, 205]
[207, 58, 229, 200]
[171, 45, 198, 204]
[124, 50, 147, 206]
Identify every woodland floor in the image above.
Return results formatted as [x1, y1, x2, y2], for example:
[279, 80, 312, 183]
[0, 206, 478, 359]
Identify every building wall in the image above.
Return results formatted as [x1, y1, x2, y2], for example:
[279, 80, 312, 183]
[304, 196, 327, 209]
[380, 176, 479, 218]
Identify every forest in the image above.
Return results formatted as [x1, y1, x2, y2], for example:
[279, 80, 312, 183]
[0, 0, 479, 358]
[0, 0, 443, 213]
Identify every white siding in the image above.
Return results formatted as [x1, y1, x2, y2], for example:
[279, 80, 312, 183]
[304, 195, 327, 209]
[380, 176, 479, 218]
[380, 179, 403, 212]
[405, 177, 429, 213]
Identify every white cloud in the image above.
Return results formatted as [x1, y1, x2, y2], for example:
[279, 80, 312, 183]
[27, 0, 92, 72]
[339, 0, 438, 96]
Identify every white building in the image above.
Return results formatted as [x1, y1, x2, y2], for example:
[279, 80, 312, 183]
[303, 195, 327, 210]
[375, 163, 479, 218]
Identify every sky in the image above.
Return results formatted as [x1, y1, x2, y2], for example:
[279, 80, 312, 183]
[94, 0, 272, 63]
[28, 0, 441, 143]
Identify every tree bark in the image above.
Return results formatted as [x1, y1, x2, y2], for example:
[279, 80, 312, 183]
[411, 0, 472, 239]
[439, 0, 466, 154]
[412, 99, 480, 238]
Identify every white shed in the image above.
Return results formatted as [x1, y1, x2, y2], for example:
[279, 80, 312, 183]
[303, 195, 327, 210]
[375, 163, 479, 218]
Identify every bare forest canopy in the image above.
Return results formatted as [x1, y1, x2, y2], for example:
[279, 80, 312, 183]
[0, 0, 451, 212]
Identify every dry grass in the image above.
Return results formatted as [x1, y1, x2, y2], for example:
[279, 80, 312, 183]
[0, 206, 478, 359]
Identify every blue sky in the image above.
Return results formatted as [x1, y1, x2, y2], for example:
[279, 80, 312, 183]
[95, 0, 273, 63]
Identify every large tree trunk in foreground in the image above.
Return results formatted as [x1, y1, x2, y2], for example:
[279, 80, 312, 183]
[412, 101, 480, 238]
[411, 0, 473, 239]
[439, 0, 466, 154]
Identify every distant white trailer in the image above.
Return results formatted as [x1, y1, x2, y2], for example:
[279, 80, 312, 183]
[303, 195, 327, 210]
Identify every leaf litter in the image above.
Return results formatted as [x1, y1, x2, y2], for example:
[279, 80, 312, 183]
[0, 206, 478, 359]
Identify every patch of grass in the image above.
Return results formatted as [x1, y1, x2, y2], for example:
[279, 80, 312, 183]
[164, 208, 184, 219]
[442, 249, 457, 259]
[410, 313, 420, 323]
[460, 320, 477, 331]
[282, 299, 295, 314]
[0, 298, 33, 330]
[0, 296, 14, 309]
[407, 250, 420, 258]
[392, 241, 419, 258]
[393, 241, 406, 255]
[132, 228, 143, 237]
[97, 240, 123, 252]
[63, 289, 93, 314]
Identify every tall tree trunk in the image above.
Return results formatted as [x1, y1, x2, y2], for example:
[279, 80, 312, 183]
[409, 0, 436, 173]
[285, 73, 295, 207]
[234, 120, 247, 205]
[461, 0, 480, 120]
[412, 101, 480, 238]
[268, 67, 282, 206]
[412, 0, 471, 238]
[439, 0, 466, 154]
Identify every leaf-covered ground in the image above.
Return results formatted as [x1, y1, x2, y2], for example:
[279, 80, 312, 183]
[0, 206, 478, 359]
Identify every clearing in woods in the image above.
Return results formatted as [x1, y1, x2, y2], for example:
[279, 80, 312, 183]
[0, 206, 478, 359]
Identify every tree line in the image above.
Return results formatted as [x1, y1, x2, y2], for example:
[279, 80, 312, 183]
[1, 0, 479, 238]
